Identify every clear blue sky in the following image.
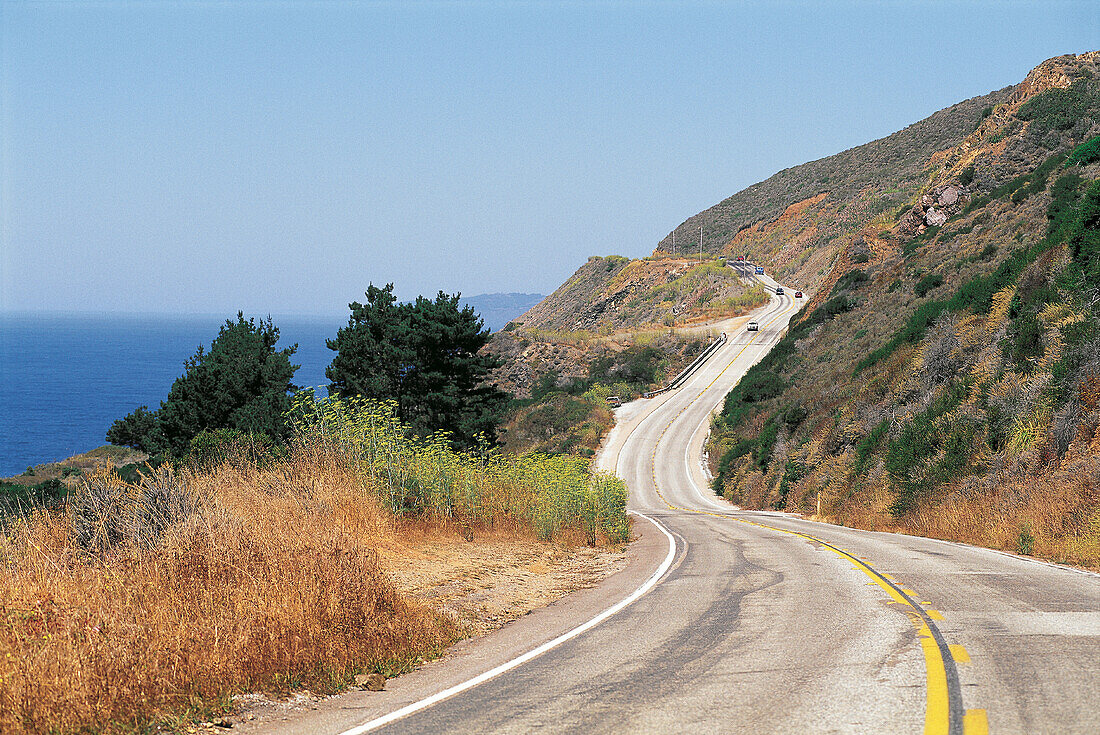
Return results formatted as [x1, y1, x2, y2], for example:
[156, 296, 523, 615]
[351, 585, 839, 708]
[2, 1, 1096, 316]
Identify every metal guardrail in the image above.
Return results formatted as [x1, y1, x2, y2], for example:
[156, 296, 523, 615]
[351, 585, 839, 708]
[642, 332, 728, 399]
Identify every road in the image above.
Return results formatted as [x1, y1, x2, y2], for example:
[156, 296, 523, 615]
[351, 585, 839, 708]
[261, 265, 1100, 734]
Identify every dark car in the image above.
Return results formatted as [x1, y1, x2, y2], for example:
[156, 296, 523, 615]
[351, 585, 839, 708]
[747, 321, 759, 331]
[775, 286, 784, 295]
[794, 290, 803, 298]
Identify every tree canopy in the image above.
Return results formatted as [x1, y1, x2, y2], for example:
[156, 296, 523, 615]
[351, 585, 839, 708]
[107, 313, 299, 456]
[326, 284, 507, 447]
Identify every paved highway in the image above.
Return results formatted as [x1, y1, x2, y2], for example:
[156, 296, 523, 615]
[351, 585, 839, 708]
[260, 266, 1100, 734]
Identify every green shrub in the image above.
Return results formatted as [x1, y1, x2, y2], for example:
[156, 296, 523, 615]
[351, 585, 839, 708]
[958, 165, 976, 186]
[738, 371, 787, 403]
[831, 269, 869, 295]
[1048, 172, 1085, 235]
[1017, 80, 1100, 134]
[783, 403, 808, 429]
[1067, 134, 1100, 167]
[885, 382, 971, 517]
[1, 478, 69, 515]
[776, 460, 806, 510]
[914, 273, 945, 298]
[853, 419, 890, 475]
[755, 418, 780, 470]
[972, 244, 997, 262]
[1016, 524, 1035, 555]
[1067, 179, 1100, 287]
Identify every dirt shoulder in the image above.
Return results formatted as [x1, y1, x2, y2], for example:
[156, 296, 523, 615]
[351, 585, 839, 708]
[222, 529, 631, 733]
[380, 529, 629, 637]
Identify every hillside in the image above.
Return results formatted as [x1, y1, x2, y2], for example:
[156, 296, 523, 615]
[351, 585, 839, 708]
[508, 254, 766, 334]
[704, 51, 1100, 566]
[658, 81, 1014, 283]
[487, 253, 767, 456]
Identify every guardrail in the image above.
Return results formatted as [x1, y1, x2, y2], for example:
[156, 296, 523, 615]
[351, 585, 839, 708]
[642, 332, 728, 399]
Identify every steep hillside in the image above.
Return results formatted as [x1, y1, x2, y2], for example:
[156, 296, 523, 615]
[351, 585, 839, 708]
[510, 254, 766, 334]
[659, 82, 1014, 284]
[706, 51, 1100, 567]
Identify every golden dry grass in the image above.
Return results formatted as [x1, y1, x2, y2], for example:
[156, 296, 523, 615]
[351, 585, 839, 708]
[0, 395, 631, 735]
[0, 448, 463, 734]
[821, 438, 1100, 569]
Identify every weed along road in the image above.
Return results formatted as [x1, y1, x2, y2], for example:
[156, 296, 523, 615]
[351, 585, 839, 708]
[260, 281, 1100, 735]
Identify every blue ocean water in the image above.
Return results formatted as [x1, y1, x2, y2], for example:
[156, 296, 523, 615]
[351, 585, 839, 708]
[0, 313, 344, 477]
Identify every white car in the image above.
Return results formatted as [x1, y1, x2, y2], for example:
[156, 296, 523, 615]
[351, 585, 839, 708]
[747, 321, 759, 332]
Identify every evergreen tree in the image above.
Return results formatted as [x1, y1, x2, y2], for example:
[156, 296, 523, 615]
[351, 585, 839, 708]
[107, 313, 299, 456]
[325, 284, 413, 404]
[326, 285, 507, 447]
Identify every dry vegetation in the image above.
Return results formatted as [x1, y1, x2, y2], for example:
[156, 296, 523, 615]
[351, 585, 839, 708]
[0, 398, 629, 734]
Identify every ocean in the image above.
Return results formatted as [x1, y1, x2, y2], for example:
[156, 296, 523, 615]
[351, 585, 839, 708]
[0, 296, 543, 477]
[0, 312, 344, 477]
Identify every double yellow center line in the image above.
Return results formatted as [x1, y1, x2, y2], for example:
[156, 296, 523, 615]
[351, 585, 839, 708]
[641, 293, 987, 735]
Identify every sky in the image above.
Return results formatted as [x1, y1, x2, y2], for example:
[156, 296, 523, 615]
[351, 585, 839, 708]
[2, 1, 1097, 317]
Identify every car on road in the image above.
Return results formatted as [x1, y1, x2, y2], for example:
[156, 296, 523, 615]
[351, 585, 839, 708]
[735, 256, 745, 261]
[746, 321, 759, 331]
[755, 266, 765, 275]
[775, 287, 784, 295]
[795, 290, 803, 298]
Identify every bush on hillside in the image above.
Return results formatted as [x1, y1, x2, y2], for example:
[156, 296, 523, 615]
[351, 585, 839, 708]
[1017, 80, 1100, 134]
[914, 273, 945, 297]
[1067, 134, 1100, 167]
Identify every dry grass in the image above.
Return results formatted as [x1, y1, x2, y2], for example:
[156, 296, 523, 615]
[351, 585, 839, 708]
[820, 436, 1100, 569]
[0, 404, 629, 733]
[0, 450, 461, 733]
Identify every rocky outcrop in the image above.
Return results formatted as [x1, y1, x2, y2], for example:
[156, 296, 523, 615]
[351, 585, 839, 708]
[899, 184, 969, 234]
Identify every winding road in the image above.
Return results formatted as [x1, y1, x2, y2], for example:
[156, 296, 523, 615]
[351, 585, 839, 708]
[259, 265, 1100, 734]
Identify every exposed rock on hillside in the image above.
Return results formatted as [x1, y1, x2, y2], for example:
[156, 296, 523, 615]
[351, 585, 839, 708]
[659, 84, 1014, 260]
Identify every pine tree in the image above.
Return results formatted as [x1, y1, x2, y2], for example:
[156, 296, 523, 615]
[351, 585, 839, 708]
[326, 285, 507, 448]
[107, 313, 299, 456]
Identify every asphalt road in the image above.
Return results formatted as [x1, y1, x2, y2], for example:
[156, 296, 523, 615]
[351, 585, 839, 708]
[260, 267, 1100, 734]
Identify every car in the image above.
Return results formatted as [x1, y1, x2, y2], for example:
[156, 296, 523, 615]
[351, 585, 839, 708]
[775, 286, 784, 295]
[794, 290, 803, 298]
[735, 256, 745, 261]
[747, 321, 759, 331]
[755, 266, 765, 275]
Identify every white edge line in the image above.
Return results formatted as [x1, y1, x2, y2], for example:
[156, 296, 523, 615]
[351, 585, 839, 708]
[337, 511, 678, 735]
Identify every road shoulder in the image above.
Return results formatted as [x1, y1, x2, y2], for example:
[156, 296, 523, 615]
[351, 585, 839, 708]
[232, 514, 671, 735]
